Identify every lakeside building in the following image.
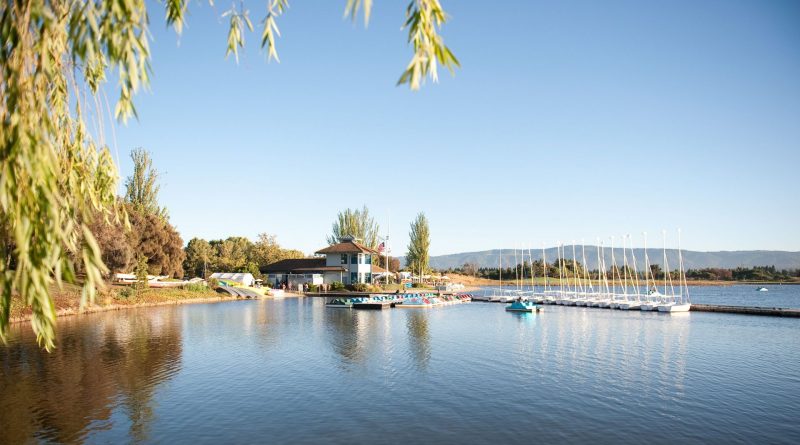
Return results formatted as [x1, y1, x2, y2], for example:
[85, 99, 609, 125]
[263, 236, 383, 287]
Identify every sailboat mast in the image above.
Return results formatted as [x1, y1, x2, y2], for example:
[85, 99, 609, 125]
[514, 246, 519, 290]
[630, 234, 641, 296]
[581, 241, 592, 293]
[622, 235, 629, 298]
[643, 232, 651, 294]
[499, 248, 503, 292]
[678, 229, 689, 304]
[558, 243, 564, 298]
[600, 240, 610, 296]
[542, 244, 549, 293]
[663, 230, 675, 297]
[572, 242, 580, 294]
[610, 236, 618, 296]
[529, 245, 535, 292]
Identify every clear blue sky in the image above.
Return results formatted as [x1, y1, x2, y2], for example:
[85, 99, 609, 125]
[110, 0, 800, 256]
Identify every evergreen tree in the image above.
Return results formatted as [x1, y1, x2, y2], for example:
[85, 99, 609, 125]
[184, 238, 216, 278]
[327, 206, 380, 249]
[406, 213, 431, 275]
[124, 148, 167, 219]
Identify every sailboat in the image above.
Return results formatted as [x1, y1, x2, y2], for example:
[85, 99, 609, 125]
[618, 235, 643, 310]
[639, 232, 666, 311]
[541, 244, 558, 304]
[483, 249, 518, 303]
[658, 230, 691, 312]
[614, 235, 642, 309]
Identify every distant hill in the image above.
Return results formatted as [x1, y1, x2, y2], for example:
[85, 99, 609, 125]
[399, 248, 800, 271]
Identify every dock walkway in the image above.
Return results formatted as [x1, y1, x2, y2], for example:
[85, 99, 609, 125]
[690, 304, 800, 317]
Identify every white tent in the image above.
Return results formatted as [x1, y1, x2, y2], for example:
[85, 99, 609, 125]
[210, 272, 255, 287]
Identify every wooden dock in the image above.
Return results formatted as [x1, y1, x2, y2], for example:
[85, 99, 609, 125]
[691, 304, 800, 317]
[351, 301, 395, 310]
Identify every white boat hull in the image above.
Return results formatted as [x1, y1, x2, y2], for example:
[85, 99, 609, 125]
[658, 303, 691, 312]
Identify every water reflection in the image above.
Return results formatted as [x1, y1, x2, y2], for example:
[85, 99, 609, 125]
[405, 311, 431, 370]
[2, 299, 798, 444]
[0, 309, 182, 444]
[325, 309, 366, 366]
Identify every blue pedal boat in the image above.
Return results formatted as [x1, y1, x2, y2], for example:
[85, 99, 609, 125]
[505, 299, 540, 313]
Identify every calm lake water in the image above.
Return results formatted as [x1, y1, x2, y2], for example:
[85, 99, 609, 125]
[481, 284, 800, 308]
[2, 293, 799, 444]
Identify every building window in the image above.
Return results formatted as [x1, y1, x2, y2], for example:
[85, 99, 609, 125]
[350, 272, 357, 284]
[341, 254, 347, 265]
[351, 254, 358, 265]
[366, 273, 372, 284]
[364, 254, 371, 265]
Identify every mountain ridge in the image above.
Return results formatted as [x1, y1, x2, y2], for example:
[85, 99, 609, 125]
[398, 248, 800, 271]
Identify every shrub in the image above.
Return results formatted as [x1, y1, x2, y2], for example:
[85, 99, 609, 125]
[183, 282, 208, 292]
[118, 286, 135, 300]
[350, 283, 369, 292]
[412, 282, 424, 288]
[207, 278, 219, 289]
[330, 281, 345, 291]
[307, 284, 319, 292]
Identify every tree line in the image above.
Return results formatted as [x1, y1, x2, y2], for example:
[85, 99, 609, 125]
[447, 261, 800, 283]
[183, 234, 304, 279]
[90, 148, 185, 279]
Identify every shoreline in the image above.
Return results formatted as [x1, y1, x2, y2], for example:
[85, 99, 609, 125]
[10, 294, 240, 325]
[10, 287, 311, 325]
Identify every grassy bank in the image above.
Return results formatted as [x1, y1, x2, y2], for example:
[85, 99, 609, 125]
[10, 283, 232, 323]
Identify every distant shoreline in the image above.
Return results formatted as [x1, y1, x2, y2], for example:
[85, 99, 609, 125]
[445, 274, 799, 287]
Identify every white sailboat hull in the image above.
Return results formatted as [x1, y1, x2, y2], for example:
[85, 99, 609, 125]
[658, 303, 691, 312]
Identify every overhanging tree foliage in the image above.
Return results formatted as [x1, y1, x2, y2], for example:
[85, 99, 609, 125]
[1, 0, 458, 350]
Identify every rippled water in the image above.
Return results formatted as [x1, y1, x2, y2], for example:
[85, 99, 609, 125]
[481, 284, 800, 308]
[2, 298, 799, 444]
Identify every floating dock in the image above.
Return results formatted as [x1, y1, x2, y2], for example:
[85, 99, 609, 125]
[690, 304, 800, 317]
[474, 299, 799, 317]
[351, 301, 395, 310]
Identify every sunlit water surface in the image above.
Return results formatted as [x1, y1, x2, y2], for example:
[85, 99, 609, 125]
[2, 295, 799, 444]
[481, 284, 800, 308]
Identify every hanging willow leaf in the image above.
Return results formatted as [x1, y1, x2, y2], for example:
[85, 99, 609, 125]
[344, 0, 373, 26]
[397, 0, 460, 90]
[261, 0, 288, 62]
[0, 0, 459, 352]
